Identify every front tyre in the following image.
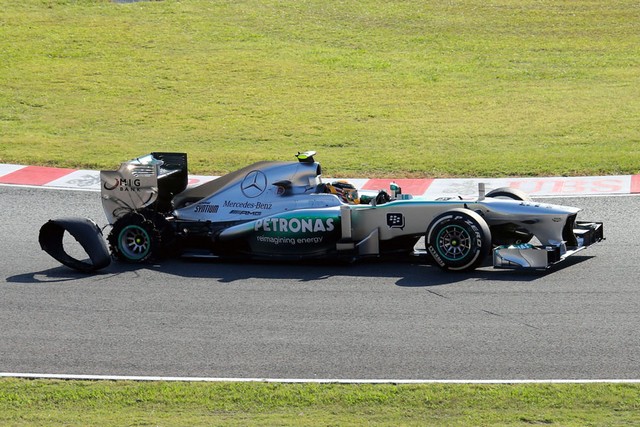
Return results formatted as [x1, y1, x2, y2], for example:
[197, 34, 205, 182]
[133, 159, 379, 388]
[426, 209, 492, 272]
[108, 214, 159, 263]
[486, 187, 531, 201]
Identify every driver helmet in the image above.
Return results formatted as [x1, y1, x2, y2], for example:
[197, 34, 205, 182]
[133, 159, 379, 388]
[325, 180, 359, 204]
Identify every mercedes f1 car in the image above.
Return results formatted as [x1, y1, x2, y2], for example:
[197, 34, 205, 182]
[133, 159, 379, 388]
[39, 151, 603, 273]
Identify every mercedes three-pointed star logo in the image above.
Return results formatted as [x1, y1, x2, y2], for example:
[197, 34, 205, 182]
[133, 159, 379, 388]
[241, 170, 267, 198]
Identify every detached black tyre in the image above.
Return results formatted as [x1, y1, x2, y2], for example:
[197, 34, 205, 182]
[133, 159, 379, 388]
[426, 209, 492, 272]
[108, 213, 160, 263]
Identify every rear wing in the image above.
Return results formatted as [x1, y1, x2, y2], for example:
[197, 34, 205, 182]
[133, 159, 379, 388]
[100, 152, 187, 224]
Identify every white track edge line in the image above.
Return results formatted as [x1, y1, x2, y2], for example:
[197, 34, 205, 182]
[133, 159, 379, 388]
[2, 373, 640, 384]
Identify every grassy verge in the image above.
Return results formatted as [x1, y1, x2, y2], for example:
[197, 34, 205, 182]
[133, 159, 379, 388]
[1, 0, 639, 177]
[1, 379, 640, 426]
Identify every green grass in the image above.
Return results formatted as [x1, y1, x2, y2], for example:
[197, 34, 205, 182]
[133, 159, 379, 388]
[1, 0, 639, 177]
[1, 379, 640, 426]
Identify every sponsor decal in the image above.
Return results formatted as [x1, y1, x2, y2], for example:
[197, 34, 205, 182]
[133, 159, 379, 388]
[230, 210, 262, 216]
[252, 215, 339, 250]
[386, 213, 405, 229]
[223, 200, 272, 210]
[255, 235, 325, 246]
[254, 217, 335, 233]
[194, 203, 220, 214]
[103, 178, 142, 192]
[241, 170, 267, 198]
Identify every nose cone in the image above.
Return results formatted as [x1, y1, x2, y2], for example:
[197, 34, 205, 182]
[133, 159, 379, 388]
[480, 199, 581, 246]
[483, 198, 581, 217]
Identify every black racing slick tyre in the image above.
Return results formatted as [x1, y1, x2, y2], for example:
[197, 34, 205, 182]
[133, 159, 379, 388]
[426, 209, 492, 272]
[108, 213, 160, 263]
[486, 187, 531, 201]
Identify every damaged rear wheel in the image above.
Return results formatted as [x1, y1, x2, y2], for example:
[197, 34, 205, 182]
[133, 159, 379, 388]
[108, 213, 160, 263]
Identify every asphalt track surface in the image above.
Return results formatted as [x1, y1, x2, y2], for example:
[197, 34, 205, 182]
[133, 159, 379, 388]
[1, 185, 639, 381]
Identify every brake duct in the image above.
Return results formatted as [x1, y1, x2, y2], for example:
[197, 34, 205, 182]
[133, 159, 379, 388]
[39, 217, 111, 272]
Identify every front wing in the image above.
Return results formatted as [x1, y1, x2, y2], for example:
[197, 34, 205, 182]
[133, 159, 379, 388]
[493, 221, 604, 269]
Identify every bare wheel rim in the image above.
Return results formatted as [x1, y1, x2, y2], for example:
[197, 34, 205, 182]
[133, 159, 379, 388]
[118, 224, 151, 260]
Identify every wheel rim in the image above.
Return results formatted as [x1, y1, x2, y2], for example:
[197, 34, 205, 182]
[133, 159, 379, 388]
[435, 224, 472, 261]
[118, 224, 151, 260]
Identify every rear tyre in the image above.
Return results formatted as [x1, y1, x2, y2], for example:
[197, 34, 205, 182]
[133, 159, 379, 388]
[426, 209, 492, 272]
[108, 213, 159, 263]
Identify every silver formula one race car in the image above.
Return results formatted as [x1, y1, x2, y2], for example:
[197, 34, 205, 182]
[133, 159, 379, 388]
[39, 151, 603, 273]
